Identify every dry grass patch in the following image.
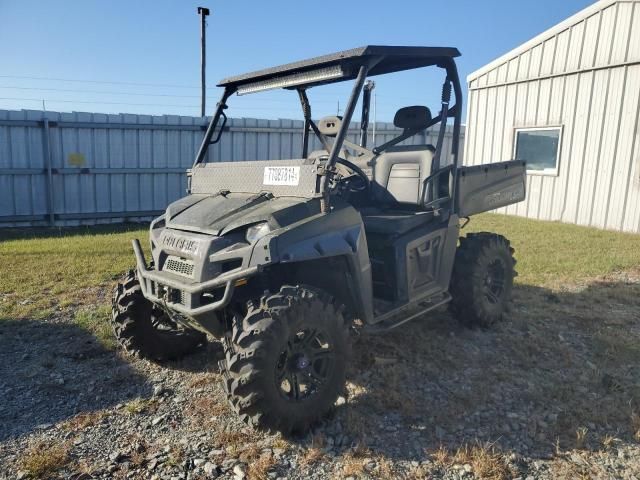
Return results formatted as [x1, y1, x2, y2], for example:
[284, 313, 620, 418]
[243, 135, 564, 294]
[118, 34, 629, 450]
[122, 397, 157, 415]
[247, 450, 276, 480]
[548, 453, 613, 480]
[575, 427, 589, 449]
[340, 454, 366, 478]
[632, 412, 640, 442]
[70, 458, 98, 478]
[300, 433, 326, 466]
[549, 460, 591, 480]
[406, 463, 431, 479]
[164, 445, 186, 468]
[187, 373, 219, 389]
[431, 443, 512, 480]
[211, 441, 275, 480]
[213, 429, 257, 457]
[600, 434, 615, 450]
[374, 457, 395, 479]
[185, 396, 228, 428]
[18, 441, 71, 479]
[337, 444, 372, 478]
[272, 436, 292, 451]
[61, 410, 106, 431]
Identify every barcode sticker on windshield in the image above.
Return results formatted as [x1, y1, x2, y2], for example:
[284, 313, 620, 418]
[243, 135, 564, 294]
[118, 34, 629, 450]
[263, 166, 300, 186]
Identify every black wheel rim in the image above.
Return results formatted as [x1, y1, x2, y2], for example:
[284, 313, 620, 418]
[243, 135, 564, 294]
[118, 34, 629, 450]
[484, 259, 506, 305]
[275, 328, 335, 401]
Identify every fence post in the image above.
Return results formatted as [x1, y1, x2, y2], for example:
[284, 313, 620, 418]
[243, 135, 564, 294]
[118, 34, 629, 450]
[42, 117, 55, 226]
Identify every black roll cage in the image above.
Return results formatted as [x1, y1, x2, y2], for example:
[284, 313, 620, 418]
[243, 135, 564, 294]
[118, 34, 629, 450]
[192, 47, 463, 214]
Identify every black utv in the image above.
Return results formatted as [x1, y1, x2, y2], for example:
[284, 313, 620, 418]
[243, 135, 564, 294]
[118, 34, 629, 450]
[112, 46, 526, 433]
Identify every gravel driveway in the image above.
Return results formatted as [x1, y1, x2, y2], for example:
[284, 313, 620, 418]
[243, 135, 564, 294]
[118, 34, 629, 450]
[1, 271, 639, 479]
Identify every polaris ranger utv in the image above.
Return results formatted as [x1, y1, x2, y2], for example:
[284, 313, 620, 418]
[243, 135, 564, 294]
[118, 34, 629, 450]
[112, 46, 526, 433]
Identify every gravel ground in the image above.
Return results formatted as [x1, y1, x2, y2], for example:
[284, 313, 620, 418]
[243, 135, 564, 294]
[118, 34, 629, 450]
[1, 270, 639, 480]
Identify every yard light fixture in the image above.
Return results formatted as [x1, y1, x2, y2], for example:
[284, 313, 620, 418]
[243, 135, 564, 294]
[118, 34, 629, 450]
[236, 65, 346, 95]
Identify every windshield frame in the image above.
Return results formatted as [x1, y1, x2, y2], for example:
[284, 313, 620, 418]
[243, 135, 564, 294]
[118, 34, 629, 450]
[191, 57, 463, 212]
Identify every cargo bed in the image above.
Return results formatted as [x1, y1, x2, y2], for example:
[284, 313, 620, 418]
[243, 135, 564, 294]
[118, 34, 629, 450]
[455, 160, 526, 217]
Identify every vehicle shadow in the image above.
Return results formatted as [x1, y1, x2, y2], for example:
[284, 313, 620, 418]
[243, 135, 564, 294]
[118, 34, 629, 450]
[0, 318, 153, 442]
[162, 341, 225, 374]
[323, 276, 640, 464]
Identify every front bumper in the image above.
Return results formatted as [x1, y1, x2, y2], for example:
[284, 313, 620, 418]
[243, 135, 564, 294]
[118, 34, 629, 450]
[132, 239, 259, 318]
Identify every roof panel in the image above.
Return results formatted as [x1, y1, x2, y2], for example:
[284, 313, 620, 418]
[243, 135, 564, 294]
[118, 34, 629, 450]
[218, 45, 460, 88]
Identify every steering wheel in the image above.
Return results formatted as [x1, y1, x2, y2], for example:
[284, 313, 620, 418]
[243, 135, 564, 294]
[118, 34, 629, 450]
[335, 157, 370, 193]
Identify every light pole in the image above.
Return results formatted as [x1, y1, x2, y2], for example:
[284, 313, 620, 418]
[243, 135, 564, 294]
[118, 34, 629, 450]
[197, 7, 210, 118]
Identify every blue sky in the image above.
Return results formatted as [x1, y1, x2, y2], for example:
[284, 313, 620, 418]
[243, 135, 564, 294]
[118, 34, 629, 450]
[0, 0, 594, 121]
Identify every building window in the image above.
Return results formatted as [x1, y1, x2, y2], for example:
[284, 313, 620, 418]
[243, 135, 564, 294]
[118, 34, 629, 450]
[514, 127, 562, 175]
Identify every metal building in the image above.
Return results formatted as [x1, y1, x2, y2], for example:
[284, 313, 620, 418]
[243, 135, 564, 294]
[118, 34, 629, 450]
[465, 0, 640, 233]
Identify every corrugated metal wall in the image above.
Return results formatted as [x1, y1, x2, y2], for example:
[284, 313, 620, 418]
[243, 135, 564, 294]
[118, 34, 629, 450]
[0, 109, 464, 227]
[465, 0, 640, 233]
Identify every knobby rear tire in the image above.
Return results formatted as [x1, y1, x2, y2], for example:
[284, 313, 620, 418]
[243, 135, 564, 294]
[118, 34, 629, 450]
[449, 233, 517, 328]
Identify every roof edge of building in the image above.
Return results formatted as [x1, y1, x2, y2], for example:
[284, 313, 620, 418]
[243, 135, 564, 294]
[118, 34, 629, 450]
[466, 0, 625, 83]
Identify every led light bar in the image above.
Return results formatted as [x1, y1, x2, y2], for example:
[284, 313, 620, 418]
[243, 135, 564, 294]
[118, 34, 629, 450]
[236, 65, 346, 95]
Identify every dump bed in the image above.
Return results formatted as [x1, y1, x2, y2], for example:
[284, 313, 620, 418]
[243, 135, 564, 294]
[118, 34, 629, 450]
[455, 160, 526, 217]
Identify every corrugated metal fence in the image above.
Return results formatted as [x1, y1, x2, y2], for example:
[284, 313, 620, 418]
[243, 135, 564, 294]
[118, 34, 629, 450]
[0, 109, 464, 227]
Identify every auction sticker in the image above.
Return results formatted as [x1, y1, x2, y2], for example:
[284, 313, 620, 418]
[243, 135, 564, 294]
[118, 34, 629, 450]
[263, 166, 300, 186]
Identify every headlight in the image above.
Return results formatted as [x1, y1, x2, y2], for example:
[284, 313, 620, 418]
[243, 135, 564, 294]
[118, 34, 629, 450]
[245, 222, 271, 243]
[150, 214, 166, 230]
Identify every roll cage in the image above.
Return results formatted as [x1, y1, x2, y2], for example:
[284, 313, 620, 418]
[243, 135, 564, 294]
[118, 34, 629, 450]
[192, 45, 464, 213]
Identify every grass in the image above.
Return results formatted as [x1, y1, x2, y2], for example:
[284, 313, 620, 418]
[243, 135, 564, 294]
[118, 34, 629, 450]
[632, 412, 640, 442]
[122, 397, 157, 415]
[300, 433, 327, 466]
[74, 305, 117, 349]
[185, 396, 228, 428]
[0, 223, 146, 319]
[61, 411, 106, 431]
[18, 441, 71, 478]
[247, 451, 276, 480]
[576, 427, 589, 449]
[465, 215, 640, 287]
[2, 214, 639, 321]
[431, 443, 513, 480]
[0, 214, 638, 354]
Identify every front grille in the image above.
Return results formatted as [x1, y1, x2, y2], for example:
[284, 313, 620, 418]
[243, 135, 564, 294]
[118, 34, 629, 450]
[163, 255, 195, 278]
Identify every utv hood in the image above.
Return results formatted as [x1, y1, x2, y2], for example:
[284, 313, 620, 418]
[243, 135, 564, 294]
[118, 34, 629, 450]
[165, 193, 319, 236]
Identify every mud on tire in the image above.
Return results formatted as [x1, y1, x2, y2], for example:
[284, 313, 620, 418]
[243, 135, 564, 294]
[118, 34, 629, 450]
[112, 270, 206, 361]
[221, 285, 350, 433]
[449, 233, 517, 328]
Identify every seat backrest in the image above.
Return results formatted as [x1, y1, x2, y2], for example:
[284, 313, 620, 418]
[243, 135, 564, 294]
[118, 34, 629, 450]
[370, 145, 435, 205]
